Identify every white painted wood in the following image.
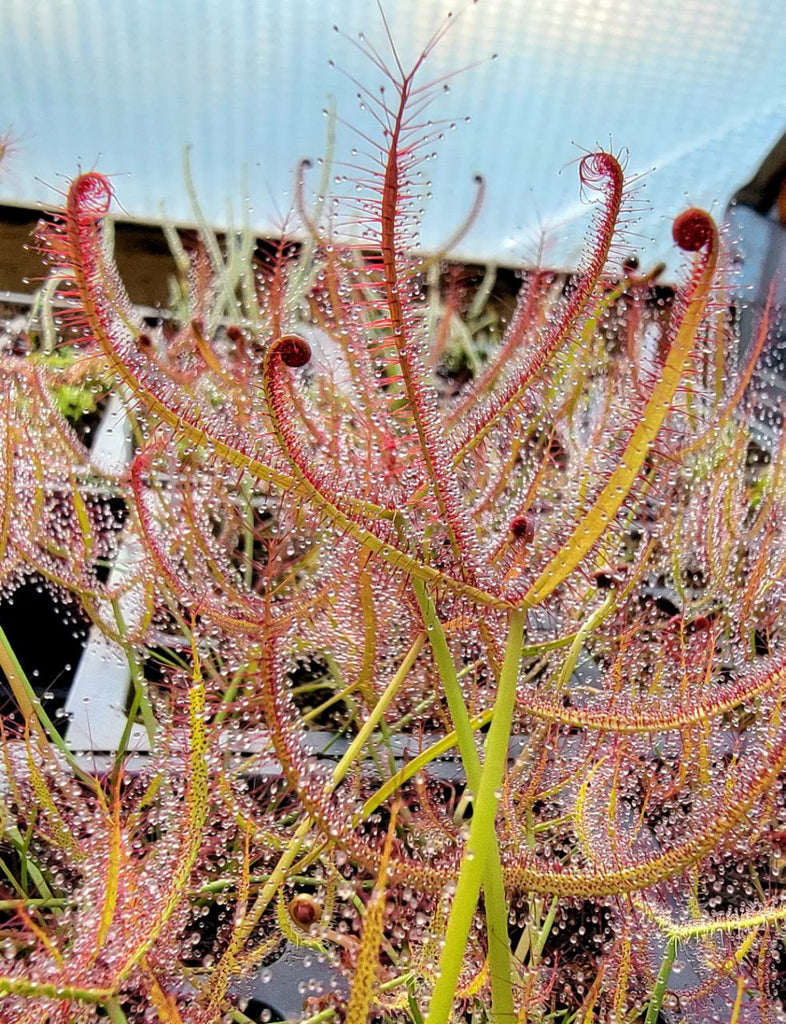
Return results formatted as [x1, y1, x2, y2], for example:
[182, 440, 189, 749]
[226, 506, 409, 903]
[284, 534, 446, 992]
[64, 393, 152, 753]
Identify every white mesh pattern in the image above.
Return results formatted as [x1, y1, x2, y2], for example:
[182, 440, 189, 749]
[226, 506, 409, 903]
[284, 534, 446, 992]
[0, 0, 784, 276]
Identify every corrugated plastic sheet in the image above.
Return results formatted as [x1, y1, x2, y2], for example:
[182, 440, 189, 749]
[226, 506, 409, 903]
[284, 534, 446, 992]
[0, 0, 785, 275]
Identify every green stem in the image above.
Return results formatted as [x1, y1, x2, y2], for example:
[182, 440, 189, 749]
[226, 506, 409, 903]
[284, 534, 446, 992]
[0, 976, 113, 1002]
[408, 977, 426, 1024]
[328, 635, 424, 791]
[413, 583, 483, 780]
[214, 662, 255, 726]
[555, 593, 615, 692]
[0, 897, 68, 910]
[230, 1012, 261, 1024]
[105, 997, 129, 1023]
[277, 1009, 337, 1024]
[220, 816, 312, 963]
[425, 606, 525, 1024]
[644, 935, 678, 1024]
[111, 599, 156, 744]
[197, 873, 318, 896]
[414, 581, 518, 1024]
[361, 707, 493, 819]
[0, 626, 93, 785]
[241, 480, 255, 588]
[530, 894, 560, 965]
[4, 827, 53, 900]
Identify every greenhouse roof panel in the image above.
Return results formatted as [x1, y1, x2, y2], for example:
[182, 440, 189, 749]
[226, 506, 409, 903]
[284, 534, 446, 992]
[0, 0, 784, 276]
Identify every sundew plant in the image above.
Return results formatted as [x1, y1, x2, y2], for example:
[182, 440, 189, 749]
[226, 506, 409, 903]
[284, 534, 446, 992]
[0, 9, 785, 1024]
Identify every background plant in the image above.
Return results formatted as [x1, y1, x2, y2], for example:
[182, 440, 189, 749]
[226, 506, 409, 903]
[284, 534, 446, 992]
[0, 13, 784, 1024]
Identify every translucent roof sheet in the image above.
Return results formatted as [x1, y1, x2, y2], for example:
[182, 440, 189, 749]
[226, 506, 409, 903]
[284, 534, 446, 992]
[1, 0, 785, 276]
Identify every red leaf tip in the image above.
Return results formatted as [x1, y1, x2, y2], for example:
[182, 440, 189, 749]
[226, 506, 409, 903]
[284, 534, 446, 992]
[672, 208, 715, 252]
[274, 334, 312, 368]
[510, 513, 535, 543]
[69, 172, 113, 219]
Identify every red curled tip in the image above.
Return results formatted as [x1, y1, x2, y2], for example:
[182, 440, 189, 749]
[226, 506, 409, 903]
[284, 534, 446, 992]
[289, 893, 320, 927]
[578, 151, 624, 192]
[510, 513, 535, 544]
[672, 208, 714, 252]
[70, 172, 114, 218]
[275, 334, 311, 368]
[225, 325, 245, 344]
[688, 615, 712, 634]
